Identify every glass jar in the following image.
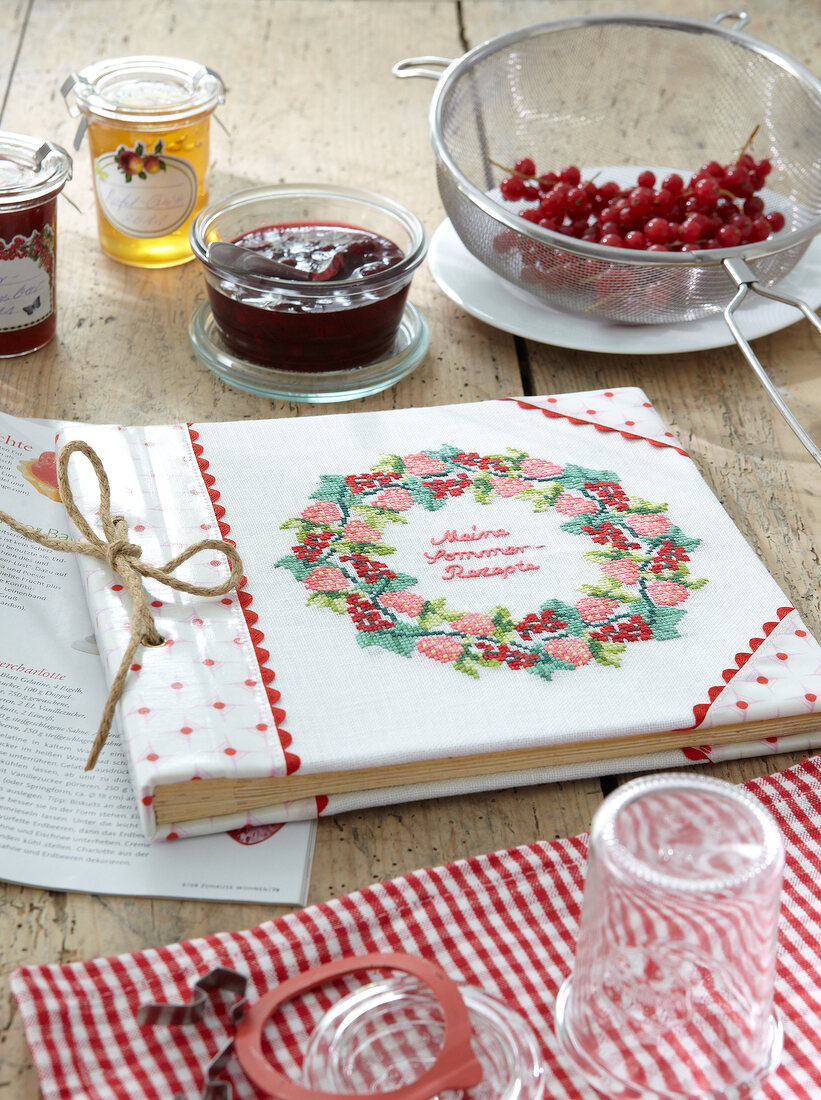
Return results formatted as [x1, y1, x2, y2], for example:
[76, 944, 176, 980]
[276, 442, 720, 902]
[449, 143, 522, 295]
[0, 132, 72, 357]
[189, 184, 428, 372]
[62, 55, 224, 267]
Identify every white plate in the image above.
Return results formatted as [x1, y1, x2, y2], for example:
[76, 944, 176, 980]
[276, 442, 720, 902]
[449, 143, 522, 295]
[428, 218, 821, 355]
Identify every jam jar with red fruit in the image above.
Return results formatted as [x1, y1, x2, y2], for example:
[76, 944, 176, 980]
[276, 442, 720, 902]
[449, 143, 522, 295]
[0, 132, 72, 357]
[189, 184, 429, 397]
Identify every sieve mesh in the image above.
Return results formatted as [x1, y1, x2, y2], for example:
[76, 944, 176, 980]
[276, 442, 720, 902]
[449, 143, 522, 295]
[431, 17, 821, 324]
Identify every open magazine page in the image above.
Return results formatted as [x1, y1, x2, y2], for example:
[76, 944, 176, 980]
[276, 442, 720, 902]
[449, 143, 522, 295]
[0, 412, 315, 904]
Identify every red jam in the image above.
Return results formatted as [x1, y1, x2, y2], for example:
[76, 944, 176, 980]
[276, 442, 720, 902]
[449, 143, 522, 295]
[207, 223, 408, 372]
[0, 134, 71, 358]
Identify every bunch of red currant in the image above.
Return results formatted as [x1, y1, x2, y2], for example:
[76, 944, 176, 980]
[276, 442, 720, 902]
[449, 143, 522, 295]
[494, 153, 785, 252]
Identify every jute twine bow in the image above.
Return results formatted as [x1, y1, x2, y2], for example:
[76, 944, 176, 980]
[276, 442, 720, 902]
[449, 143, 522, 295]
[0, 439, 243, 771]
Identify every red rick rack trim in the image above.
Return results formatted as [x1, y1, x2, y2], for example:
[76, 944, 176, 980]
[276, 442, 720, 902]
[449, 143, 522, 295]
[185, 426, 326, 813]
[500, 396, 690, 457]
[682, 605, 795, 732]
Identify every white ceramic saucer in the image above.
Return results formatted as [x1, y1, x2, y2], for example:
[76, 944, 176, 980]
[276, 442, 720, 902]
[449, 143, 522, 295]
[428, 218, 821, 355]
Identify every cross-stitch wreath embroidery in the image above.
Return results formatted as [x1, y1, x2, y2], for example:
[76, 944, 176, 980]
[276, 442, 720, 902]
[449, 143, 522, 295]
[275, 447, 708, 680]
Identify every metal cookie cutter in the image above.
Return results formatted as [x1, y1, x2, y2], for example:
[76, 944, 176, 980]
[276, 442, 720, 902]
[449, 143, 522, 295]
[138, 952, 483, 1100]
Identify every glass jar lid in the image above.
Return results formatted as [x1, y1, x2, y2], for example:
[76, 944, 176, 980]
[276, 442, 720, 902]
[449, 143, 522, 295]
[0, 131, 72, 207]
[62, 55, 225, 125]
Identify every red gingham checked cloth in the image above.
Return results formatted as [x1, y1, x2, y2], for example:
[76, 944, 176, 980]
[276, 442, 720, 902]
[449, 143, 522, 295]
[11, 759, 821, 1100]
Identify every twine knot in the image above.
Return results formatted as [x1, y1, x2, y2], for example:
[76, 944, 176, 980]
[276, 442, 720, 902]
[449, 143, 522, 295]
[0, 439, 244, 772]
[106, 534, 142, 573]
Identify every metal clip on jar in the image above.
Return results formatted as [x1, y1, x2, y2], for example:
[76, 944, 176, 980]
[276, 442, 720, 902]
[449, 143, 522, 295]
[62, 56, 225, 268]
[0, 132, 72, 357]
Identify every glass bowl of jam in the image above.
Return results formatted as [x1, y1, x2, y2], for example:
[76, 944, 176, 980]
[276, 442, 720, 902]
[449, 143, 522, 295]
[188, 183, 429, 399]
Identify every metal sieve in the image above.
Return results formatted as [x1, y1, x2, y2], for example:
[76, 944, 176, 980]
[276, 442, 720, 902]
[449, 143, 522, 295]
[395, 11, 821, 464]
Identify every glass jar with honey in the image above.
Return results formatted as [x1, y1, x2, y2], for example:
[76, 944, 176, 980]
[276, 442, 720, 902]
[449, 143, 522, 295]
[62, 56, 225, 267]
[0, 132, 72, 357]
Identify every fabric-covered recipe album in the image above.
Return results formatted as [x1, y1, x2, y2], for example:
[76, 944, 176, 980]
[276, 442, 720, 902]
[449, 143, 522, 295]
[40, 388, 821, 839]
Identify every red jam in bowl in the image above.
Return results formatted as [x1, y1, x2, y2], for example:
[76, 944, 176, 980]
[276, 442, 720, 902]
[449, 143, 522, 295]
[207, 223, 409, 372]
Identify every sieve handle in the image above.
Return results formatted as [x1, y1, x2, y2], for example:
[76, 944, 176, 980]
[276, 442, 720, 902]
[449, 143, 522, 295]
[722, 256, 821, 466]
[711, 11, 751, 31]
[392, 56, 453, 80]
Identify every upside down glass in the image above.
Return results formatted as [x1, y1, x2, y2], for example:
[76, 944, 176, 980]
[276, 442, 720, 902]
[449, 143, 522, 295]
[555, 773, 785, 1099]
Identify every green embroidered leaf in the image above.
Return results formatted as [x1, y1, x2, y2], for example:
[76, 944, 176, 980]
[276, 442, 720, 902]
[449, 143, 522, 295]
[577, 579, 640, 602]
[559, 464, 620, 490]
[356, 627, 419, 658]
[626, 497, 669, 513]
[367, 572, 418, 595]
[306, 592, 348, 615]
[371, 453, 405, 474]
[588, 640, 627, 667]
[538, 599, 586, 634]
[274, 555, 312, 581]
[309, 474, 348, 503]
[404, 477, 449, 511]
[489, 605, 516, 635]
[525, 652, 577, 680]
[519, 483, 562, 512]
[418, 596, 465, 629]
[470, 470, 493, 505]
[686, 576, 709, 589]
[454, 654, 481, 679]
[280, 517, 307, 530]
[559, 513, 609, 535]
[646, 605, 687, 640]
[350, 504, 407, 530]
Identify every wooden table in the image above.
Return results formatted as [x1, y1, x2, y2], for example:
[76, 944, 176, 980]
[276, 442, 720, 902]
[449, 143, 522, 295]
[1, 1, 819, 1093]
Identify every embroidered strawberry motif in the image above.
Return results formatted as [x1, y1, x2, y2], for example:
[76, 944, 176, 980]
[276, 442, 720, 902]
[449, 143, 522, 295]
[575, 596, 620, 622]
[403, 452, 447, 475]
[417, 636, 464, 663]
[301, 500, 342, 523]
[344, 519, 382, 542]
[601, 557, 640, 585]
[490, 476, 533, 497]
[555, 492, 598, 515]
[304, 566, 350, 591]
[449, 612, 497, 635]
[381, 590, 425, 616]
[627, 512, 672, 536]
[647, 580, 690, 605]
[373, 487, 414, 511]
[520, 457, 563, 477]
[544, 637, 593, 666]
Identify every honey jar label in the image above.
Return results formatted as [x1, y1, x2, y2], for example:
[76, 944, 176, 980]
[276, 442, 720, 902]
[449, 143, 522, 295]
[0, 227, 54, 332]
[93, 139, 198, 239]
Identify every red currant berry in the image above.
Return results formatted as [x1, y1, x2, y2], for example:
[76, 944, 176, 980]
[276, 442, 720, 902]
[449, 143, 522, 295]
[637, 170, 656, 188]
[600, 233, 624, 247]
[703, 160, 725, 178]
[663, 173, 684, 195]
[717, 224, 741, 247]
[749, 218, 771, 242]
[766, 210, 785, 232]
[694, 177, 721, 204]
[680, 213, 707, 243]
[627, 186, 654, 215]
[560, 164, 581, 185]
[624, 230, 647, 249]
[653, 188, 674, 215]
[514, 157, 536, 177]
[743, 194, 764, 217]
[538, 171, 558, 191]
[644, 217, 671, 244]
[500, 175, 526, 201]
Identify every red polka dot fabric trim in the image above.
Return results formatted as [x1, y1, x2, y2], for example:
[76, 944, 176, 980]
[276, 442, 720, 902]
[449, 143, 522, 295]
[186, 426, 306, 791]
[687, 605, 794, 729]
[499, 396, 690, 457]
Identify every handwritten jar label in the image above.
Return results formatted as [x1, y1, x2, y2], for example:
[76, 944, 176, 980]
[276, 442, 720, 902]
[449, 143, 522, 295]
[0, 228, 54, 332]
[93, 139, 197, 239]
